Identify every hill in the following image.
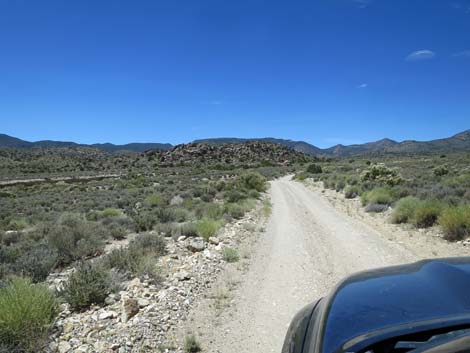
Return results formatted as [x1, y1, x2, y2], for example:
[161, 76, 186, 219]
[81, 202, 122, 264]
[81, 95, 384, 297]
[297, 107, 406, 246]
[146, 141, 314, 166]
[194, 137, 323, 155]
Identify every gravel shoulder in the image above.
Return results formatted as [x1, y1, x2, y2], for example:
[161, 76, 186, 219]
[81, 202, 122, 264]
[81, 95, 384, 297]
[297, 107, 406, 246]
[182, 176, 470, 353]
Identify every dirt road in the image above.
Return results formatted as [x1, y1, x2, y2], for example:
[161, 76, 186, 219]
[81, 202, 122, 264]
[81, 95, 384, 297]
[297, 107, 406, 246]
[184, 176, 468, 353]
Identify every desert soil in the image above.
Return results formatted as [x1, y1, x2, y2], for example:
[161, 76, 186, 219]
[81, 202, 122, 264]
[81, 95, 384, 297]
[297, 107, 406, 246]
[180, 176, 470, 353]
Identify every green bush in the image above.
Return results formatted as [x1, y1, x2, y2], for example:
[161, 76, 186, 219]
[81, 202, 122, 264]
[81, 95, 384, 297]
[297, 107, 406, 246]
[413, 200, 443, 228]
[361, 188, 394, 206]
[434, 165, 449, 177]
[236, 172, 267, 192]
[222, 248, 239, 263]
[225, 203, 245, 219]
[360, 163, 402, 186]
[344, 185, 360, 199]
[6, 218, 28, 231]
[196, 219, 221, 241]
[47, 214, 107, 266]
[392, 196, 420, 224]
[145, 194, 166, 207]
[439, 205, 470, 241]
[0, 277, 57, 352]
[306, 163, 323, 174]
[61, 263, 111, 311]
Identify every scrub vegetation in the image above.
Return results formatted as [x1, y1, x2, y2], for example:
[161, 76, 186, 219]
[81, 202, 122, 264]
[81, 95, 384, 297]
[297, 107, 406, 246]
[296, 153, 470, 241]
[0, 142, 307, 352]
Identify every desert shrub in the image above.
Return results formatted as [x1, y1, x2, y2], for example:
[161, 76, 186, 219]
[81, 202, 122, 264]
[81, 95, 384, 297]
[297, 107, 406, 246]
[108, 223, 127, 240]
[12, 243, 57, 282]
[391, 196, 421, 224]
[184, 334, 201, 353]
[433, 165, 449, 177]
[61, 263, 111, 311]
[439, 205, 470, 241]
[224, 189, 248, 203]
[360, 163, 402, 186]
[0, 277, 57, 352]
[195, 203, 224, 220]
[225, 203, 245, 219]
[222, 248, 239, 262]
[344, 185, 361, 199]
[413, 200, 444, 228]
[145, 194, 166, 208]
[1, 231, 21, 246]
[365, 203, 389, 213]
[236, 172, 267, 192]
[361, 188, 394, 206]
[306, 163, 323, 174]
[154, 223, 173, 237]
[6, 218, 28, 231]
[248, 189, 261, 199]
[335, 180, 346, 192]
[196, 219, 221, 241]
[130, 232, 166, 256]
[294, 173, 307, 181]
[47, 215, 107, 266]
[132, 212, 157, 232]
[177, 222, 199, 237]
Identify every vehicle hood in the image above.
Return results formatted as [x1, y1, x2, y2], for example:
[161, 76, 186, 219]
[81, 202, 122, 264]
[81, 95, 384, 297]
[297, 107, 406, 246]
[321, 257, 470, 353]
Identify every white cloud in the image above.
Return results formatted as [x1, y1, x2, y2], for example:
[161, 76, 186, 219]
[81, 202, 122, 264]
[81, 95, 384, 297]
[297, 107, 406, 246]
[452, 50, 470, 58]
[202, 100, 224, 105]
[357, 83, 368, 88]
[405, 50, 436, 61]
[353, 0, 371, 8]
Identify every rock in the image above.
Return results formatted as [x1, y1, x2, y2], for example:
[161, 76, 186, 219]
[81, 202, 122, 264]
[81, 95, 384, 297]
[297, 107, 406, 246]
[177, 235, 187, 242]
[98, 310, 117, 320]
[170, 195, 184, 206]
[58, 341, 71, 353]
[203, 249, 213, 259]
[174, 270, 191, 281]
[122, 297, 139, 322]
[137, 298, 150, 307]
[187, 239, 205, 252]
[208, 236, 220, 245]
[127, 277, 141, 289]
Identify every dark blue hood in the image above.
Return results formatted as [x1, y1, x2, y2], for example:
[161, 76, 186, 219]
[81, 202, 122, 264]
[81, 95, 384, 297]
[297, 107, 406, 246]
[321, 258, 470, 353]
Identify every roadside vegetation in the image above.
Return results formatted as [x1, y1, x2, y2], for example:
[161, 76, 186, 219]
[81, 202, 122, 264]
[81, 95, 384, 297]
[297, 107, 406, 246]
[296, 153, 470, 241]
[0, 144, 301, 351]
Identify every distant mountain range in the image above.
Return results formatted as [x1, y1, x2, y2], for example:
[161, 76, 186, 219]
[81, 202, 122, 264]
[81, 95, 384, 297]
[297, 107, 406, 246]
[0, 134, 172, 153]
[1, 130, 469, 156]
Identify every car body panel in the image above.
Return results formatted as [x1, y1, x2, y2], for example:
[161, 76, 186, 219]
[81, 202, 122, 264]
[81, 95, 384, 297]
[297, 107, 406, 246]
[284, 257, 470, 353]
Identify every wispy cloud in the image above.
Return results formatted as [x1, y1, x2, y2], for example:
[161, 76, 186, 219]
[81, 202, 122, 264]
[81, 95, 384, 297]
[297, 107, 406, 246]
[202, 100, 224, 105]
[405, 50, 436, 61]
[357, 83, 368, 88]
[352, 0, 371, 8]
[452, 50, 470, 58]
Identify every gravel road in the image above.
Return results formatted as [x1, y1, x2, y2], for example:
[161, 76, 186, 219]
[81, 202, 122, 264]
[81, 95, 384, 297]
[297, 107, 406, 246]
[185, 176, 468, 353]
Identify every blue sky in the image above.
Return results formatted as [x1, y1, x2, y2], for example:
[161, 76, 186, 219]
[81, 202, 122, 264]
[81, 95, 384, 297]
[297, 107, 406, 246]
[1, 0, 469, 148]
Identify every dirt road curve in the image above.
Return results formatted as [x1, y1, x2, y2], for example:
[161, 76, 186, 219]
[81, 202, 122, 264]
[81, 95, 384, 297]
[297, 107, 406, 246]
[187, 176, 467, 353]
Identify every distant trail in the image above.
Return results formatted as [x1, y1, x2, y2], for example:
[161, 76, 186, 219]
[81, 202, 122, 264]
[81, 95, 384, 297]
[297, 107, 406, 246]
[0, 174, 122, 187]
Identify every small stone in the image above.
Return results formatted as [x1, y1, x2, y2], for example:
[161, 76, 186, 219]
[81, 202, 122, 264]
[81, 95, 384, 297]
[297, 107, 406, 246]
[187, 239, 205, 252]
[98, 310, 117, 320]
[177, 235, 187, 242]
[58, 341, 71, 353]
[175, 270, 191, 281]
[208, 237, 220, 245]
[137, 298, 150, 307]
[121, 297, 139, 322]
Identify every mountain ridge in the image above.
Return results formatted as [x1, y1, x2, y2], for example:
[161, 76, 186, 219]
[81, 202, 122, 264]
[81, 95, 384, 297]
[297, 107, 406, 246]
[1, 130, 469, 156]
